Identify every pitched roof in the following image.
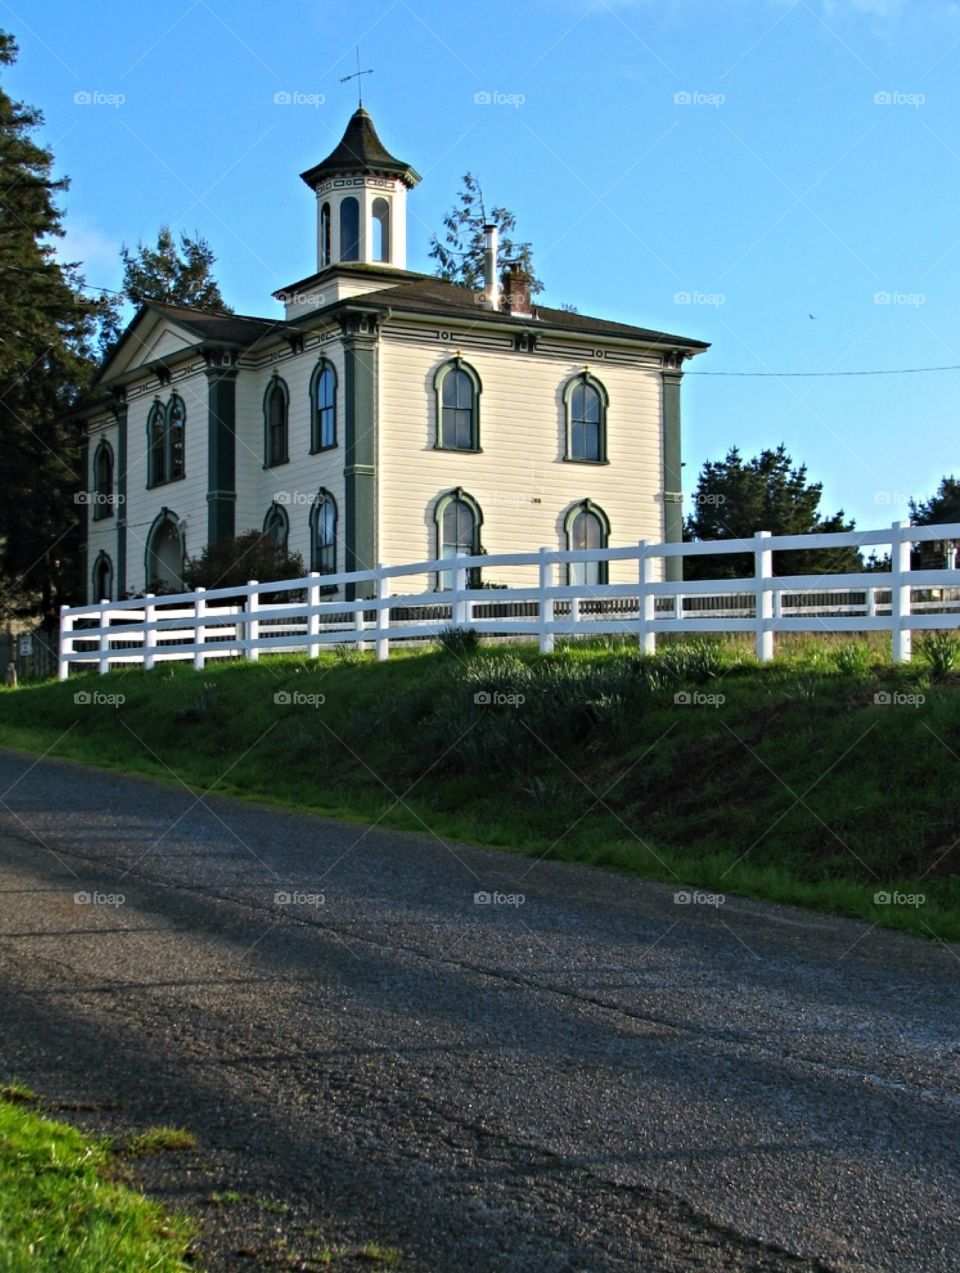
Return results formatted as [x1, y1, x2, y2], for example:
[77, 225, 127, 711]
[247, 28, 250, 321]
[339, 272, 710, 350]
[300, 107, 421, 189]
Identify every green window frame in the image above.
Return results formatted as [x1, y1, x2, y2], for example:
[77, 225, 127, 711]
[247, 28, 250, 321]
[563, 372, 608, 464]
[263, 376, 290, 468]
[434, 358, 482, 452]
[146, 394, 186, 488]
[310, 359, 337, 452]
[434, 487, 483, 590]
[564, 500, 610, 587]
[92, 440, 114, 521]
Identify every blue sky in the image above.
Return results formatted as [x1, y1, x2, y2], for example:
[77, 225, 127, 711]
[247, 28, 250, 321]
[6, 0, 960, 528]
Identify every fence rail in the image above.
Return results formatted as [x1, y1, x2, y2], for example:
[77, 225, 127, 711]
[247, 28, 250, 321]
[58, 520, 960, 679]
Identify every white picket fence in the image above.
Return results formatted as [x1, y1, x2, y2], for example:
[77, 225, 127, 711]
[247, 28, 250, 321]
[58, 520, 960, 679]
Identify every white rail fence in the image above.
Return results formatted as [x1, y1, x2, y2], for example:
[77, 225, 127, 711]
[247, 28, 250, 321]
[58, 520, 960, 679]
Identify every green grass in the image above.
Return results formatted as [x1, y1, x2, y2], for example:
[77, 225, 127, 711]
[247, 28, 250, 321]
[0, 1091, 194, 1271]
[120, 1127, 198, 1158]
[2, 634, 959, 941]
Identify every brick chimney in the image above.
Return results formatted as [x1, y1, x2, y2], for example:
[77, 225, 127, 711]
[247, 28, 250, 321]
[501, 263, 533, 317]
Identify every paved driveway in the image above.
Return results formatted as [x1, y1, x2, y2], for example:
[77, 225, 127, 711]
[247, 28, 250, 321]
[0, 748, 957, 1271]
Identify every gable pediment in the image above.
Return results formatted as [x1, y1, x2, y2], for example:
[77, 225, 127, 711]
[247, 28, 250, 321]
[96, 308, 205, 387]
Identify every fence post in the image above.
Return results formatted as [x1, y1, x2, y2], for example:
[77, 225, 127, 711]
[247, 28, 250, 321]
[307, 572, 321, 658]
[638, 540, 656, 656]
[58, 605, 72, 681]
[891, 519, 912, 663]
[539, 546, 554, 654]
[867, 587, 877, 619]
[755, 531, 774, 663]
[194, 587, 207, 671]
[453, 555, 468, 630]
[354, 604, 366, 653]
[245, 581, 260, 662]
[143, 594, 156, 671]
[375, 566, 391, 662]
[97, 599, 110, 675]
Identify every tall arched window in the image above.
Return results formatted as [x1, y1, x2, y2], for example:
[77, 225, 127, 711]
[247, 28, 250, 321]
[310, 360, 337, 451]
[263, 502, 289, 555]
[320, 202, 332, 267]
[167, 394, 185, 480]
[563, 373, 608, 463]
[311, 490, 338, 581]
[565, 501, 610, 587]
[340, 196, 360, 262]
[372, 197, 390, 262]
[145, 509, 184, 592]
[264, 377, 289, 467]
[434, 359, 481, 451]
[435, 489, 483, 590]
[148, 400, 166, 486]
[147, 395, 187, 487]
[92, 551, 113, 602]
[92, 440, 114, 521]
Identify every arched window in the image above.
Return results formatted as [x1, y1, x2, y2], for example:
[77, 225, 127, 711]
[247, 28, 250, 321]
[435, 489, 483, 590]
[264, 377, 289, 467]
[145, 509, 184, 593]
[92, 440, 114, 521]
[263, 502, 289, 555]
[372, 197, 390, 262]
[310, 360, 337, 451]
[320, 202, 332, 267]
[167, 394, 185, 480]
[563, 373, 608, 463]
[340, 196, 360, 262]
[310, 490, 338, 581]
[147, 400, 166, 486]
[92, 551, 113, 602]
[147, 396, 187, 487]
[564, 501, 610, 587]
[434, 359, 482, 451]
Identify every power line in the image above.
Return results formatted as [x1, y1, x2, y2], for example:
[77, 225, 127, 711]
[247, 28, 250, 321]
[686, 364, 960, 377]
[0, 261, 126, 297]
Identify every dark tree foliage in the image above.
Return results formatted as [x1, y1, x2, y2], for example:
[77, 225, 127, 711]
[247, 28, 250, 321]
[121, 225, 231, 311]
[0, 32, 113, 625]
[684, 445, 860, 578]
[429, 172, 542, 295]
[910, 476, 960, 567]
[181, 531, 304, 595]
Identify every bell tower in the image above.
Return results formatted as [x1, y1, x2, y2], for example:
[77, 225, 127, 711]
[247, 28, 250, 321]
[300, 108, 421, 272]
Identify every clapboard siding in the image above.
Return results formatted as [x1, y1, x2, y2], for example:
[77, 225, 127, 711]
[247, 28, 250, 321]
[377, 331, 664, 588]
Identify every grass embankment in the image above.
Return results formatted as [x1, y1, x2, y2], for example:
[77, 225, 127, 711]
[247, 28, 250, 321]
[0, 1086, 194, 1270]
[2, 633, 959, 940]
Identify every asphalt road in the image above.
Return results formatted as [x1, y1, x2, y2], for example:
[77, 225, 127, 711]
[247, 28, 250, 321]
[0, 747, 957, 1272]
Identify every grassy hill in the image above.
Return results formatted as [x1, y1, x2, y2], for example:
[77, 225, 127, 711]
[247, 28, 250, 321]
[2, 634, 959, 940]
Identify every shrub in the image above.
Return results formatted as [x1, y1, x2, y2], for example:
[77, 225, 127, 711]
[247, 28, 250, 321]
[831, 642, 872, 676]
[918, 630, 960, 680]
[436, 626, 480, 658]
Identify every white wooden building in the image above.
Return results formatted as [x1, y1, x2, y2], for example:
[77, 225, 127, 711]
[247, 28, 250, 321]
[79, 106, 709, 602]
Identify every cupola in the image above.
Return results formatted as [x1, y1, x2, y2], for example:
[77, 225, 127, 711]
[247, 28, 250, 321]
[300, 107, 421, 272]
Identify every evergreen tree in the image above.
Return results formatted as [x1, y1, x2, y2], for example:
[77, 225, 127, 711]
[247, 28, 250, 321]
[684, 445, 859, 578]
[910, 476, 960, 568]
[0, 31, 108, 625]
[429, 173, 542, 295]
[121, 225, 230, 311]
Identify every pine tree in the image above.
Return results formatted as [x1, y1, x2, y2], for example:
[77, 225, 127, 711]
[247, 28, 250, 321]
[121, 225, 231, 311]
[910, 476, 960, 568]
[0, 31, 108, 625]
[429, 173, 542, 295]
[684, 445, 859, 578]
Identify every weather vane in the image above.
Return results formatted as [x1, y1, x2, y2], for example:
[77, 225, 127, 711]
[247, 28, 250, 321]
[340, 47, 374, 107]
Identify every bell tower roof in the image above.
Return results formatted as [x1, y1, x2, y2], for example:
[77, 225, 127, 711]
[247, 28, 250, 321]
[300, 107, 421, 190]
